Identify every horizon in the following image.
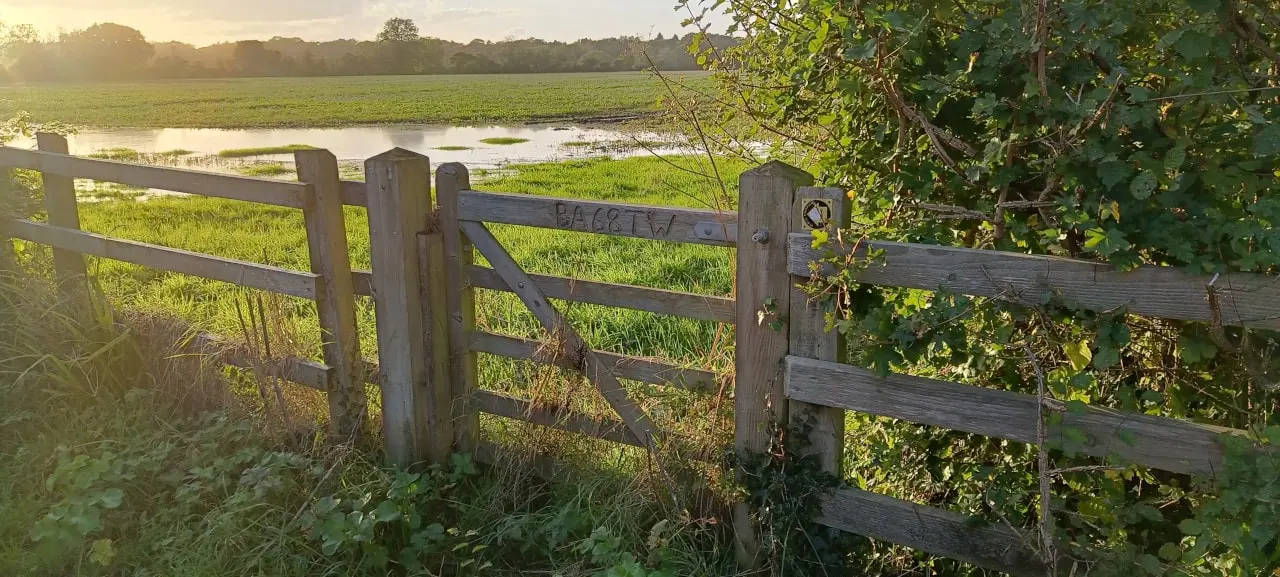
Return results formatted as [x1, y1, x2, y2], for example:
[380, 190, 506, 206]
[0, 0, 731, 47]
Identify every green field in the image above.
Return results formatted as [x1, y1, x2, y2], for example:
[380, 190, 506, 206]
[0, 72, 712, 129]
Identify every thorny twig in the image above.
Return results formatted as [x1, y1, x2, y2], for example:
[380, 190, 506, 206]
[1024, 342, 1058, 576]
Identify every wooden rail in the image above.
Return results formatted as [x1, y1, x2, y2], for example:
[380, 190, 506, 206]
[475, 390, 643, 448]
[785, 355, 1244, 477]
[0, 146, 309, 208]
[468, 265, 736, 324]
[457, 189, 738, 247]
[789, 234, 1280, 330]
[10, 220, 320, 299]
[470, 331, 717, 391]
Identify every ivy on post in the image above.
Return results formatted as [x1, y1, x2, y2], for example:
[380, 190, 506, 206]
[36, 133, 89, 308]
[786, 186, 851, 475]
[365, 148, 445, 467]
[733, 160, 814, 568]
[297, 149, 366, 440]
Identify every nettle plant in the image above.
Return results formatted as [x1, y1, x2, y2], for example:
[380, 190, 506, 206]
[682, 0, 1280, 574]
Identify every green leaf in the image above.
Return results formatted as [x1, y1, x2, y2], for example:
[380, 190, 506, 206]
[1164, 143, 1186, 172]
[99, 488, 123, 509]
[1138, 553, 1162, 575]
[1093, 347, 1121, 370]
[1130, 171, 1158, 200]
[1064, 341, 1093, 371]
[1255, 123, 1280, 157]
[1175, 30, 1213, 60]
[371, 500, 401, 523]
[1179, 518, 1204, 536]
[1098, 161, 1132, 190]
[845, 38, 878, 60]
[1178, 334, 1218, 363]
[1188, 0, 1220, 13]
[1158, 542, 1182, 562]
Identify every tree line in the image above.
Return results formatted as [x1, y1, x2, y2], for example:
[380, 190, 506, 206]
[0, 18, 731, 82]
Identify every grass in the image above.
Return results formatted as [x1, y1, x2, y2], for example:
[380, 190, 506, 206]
[88, 147, 141, 161]
[480, 137, 531, 145]
[0, 263, 735, 575]
[563, 140, 594, 147]
[235, 163, 295, 178]
[217, 144, 316, 158]
[434, 145, 473, 151]
[157, 148, 195, 157]
[0, 72, 713, 129]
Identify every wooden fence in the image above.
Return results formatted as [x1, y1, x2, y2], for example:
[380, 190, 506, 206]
[4, 137, 1275, 575]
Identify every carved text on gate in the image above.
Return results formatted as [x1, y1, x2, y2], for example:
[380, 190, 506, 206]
[554, 202, 677, 238]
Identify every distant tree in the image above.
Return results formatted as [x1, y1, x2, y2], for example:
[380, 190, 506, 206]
[232, 40, 291, 76]
[60, 23, 154, 80]
[376, 18, 419, 43]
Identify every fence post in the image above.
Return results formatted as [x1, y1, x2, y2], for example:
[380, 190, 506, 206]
[734, 160, 814, 567]
[787, 187, 850, 474]
[365, 148, 448, 467]
[436, 163, 480, 453]
[296, 149, 366, 440]
[36, 133, 89, 305]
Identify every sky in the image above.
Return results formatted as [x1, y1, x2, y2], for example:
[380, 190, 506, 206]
[0, 0, 730, 46]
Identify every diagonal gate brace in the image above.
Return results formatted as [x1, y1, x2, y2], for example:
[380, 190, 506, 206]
[459, 220, 660, 447]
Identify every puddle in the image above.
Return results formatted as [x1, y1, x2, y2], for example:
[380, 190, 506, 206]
[8, 124, 694, 169]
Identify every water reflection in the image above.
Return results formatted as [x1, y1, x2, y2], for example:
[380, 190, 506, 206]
[9, 124, 692, 168]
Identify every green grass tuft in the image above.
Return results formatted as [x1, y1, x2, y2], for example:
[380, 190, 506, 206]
[434, 145, 473, 151]
[156, 148, 195, 157]
[217, 144, 317, 158]
[562, 140, 594, 147]
[479, 137, 530, 145]
[89, 147, 141, 161]
[235, 163, 295, 178]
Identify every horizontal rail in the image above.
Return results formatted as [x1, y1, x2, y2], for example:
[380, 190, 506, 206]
[475, 390, 643, 448]
[11, 220, 320, 299]
[353, 269, 374, 296]
[340, 180, 367, 207]
[818, 488, 1045, 576]
[788, 234, 1280, 330]
[193, 332, 332, 391]
[468, 265, 736, 324]
[0, 146, 309, 208]
[470, 331, 718, 391]
[457, 190, 738, 247]
[785, 356, 1244, 477]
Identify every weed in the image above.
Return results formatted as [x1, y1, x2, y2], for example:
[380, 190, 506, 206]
[218, 144, 317, 158]
[480, 137, 531, 145]
[235, 163, 295, 178]
[88, 148, 141, 161]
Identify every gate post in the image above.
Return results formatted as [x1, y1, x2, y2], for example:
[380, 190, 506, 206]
[436, 163, 480, 454]
[734, 161, 814, 567]
[365, 148, 447, 467]
[36, 133, 89, 308]
[787, 187, 850, 474]
[297, 149, 366, 440]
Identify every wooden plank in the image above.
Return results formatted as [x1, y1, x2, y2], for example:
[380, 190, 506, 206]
[437, 163, 481, 452]
[785, 355, 1245, 477]
[787, 187, 849, 475]
[457, 189, 738, 247]
[352, 269, 374, 296]
[298, 149, 366, 439]
[461, 219, 659, 448]
[192, 332, 332, 391]
[733, 161, 812, 566]
[468, 265, 736, 324]
[470, 330, 717, 391]
[364, 149, 434, 466]
[818, 488, 1045, 576]
[788, 234, 1280, 330]
[10, 219, 319, 298]
[421, 232, 454, 463]
[0, 145, 308, 208]
[340, 180, 368, 207]
[35, 134, 89, 303]
[474, 390, 643, 448]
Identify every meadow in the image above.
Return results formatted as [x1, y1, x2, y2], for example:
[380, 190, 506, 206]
[0, 72, 712, 129]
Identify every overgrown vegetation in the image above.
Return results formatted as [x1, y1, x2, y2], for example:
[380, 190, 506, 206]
[685, 0, 1280, 574]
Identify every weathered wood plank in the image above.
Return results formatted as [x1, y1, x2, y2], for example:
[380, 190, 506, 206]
[421, 232, 454, 462]
[298, 149, 366, 439]
[785, 355, 1245, 477]
[35, 134, 90, 304]
[352, 269, 374, 296]
[788, 234, 1280, 330]
[437, 163, 481, 452]
[733, 161, 813, 566]
[457, 190, 738, 247]
[10, 219, 320, 298]
[470, 330, 717, 391]
[468, 265, 736, 324]
[340, 180, 368, 207]
[0, 145, 308, 208]
[192, 332, 332, 391]
[818, 488, 1045, 576]
[461, 220, 658, 447]
[365, 149, 434, 466]
[475, 390, 643, 448]
[787, 187, 849, 475]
